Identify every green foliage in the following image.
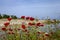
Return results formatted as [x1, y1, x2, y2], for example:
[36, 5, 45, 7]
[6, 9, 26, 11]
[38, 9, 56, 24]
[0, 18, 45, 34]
[0, 14, 2, 19]
[11, 15, 17, 19]
[51, 29, 60, 40]
[0, 13, 18, 19]
[2, 14, 10, 18]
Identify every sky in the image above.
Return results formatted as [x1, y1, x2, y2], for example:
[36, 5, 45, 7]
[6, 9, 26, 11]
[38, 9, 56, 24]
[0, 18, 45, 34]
[0, 0, 60, 19]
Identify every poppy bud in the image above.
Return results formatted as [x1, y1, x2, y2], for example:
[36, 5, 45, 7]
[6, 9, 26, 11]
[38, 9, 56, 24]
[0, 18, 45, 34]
[18, 28, 20, 30]
[37, 32, 41, 34]
[8, 28, 13, 31]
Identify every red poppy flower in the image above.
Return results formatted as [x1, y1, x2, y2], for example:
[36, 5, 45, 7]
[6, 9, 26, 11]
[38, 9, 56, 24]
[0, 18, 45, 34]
[4, 22, 10, 27]
[40, 24, 44, 26]
[28, 22, 32, 26]
[21, 25, 26, 29]
[36, 22, 41, 26]
[28, 22, 35, 26]
[21, 16, 25, 19]
[7, 18, 12, 21]
[30, 17, 34, 21]
[2, 27, 6, 31]
[36, 22, 44, 27]
[26, 17, 30, 20]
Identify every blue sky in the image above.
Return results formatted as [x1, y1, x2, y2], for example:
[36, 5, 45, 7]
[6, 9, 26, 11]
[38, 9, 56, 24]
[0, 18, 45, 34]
[0, 0, 60, 19]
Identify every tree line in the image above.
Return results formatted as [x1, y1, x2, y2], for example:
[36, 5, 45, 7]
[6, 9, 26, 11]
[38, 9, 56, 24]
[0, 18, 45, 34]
[0, 14, 17, 19]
